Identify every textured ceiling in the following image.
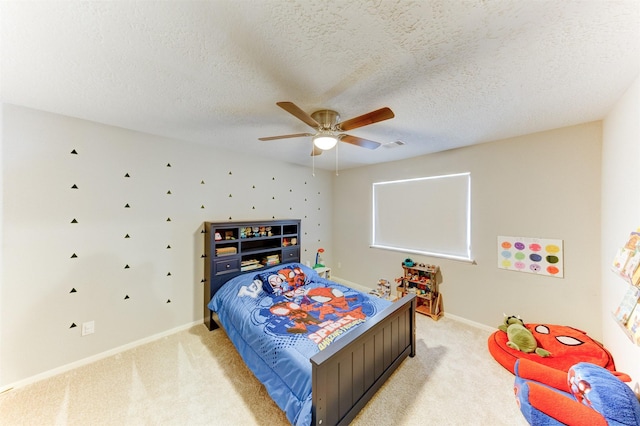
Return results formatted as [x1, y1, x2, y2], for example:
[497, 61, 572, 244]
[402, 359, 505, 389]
[2, 0, 639, 170]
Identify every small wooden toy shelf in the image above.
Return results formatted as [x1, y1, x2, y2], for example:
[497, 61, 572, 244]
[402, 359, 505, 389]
[396, 263, 443, 320]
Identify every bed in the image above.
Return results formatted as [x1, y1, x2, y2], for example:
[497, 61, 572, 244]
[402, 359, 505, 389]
[206, 262, 416, 426]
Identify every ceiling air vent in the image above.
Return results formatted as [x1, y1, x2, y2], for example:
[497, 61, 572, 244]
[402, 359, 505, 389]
[383, 140, 406, 148]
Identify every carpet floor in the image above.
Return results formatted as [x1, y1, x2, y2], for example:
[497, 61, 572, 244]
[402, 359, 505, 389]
[0, 314, 527, 425]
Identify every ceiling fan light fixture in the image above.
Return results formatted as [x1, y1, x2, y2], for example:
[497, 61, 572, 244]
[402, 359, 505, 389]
[313, 133, 338, 150]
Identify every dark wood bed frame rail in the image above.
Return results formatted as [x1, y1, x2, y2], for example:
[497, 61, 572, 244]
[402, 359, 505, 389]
[311, 293, 416, 426]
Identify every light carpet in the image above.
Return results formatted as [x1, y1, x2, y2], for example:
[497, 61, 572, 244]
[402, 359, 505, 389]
[0, 314, 528, 425]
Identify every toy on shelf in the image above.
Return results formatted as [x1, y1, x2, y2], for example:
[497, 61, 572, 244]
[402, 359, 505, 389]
[369, 279, 391, 299]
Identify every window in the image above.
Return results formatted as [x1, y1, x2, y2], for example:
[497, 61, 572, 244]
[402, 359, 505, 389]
[371, 172, 472, 262]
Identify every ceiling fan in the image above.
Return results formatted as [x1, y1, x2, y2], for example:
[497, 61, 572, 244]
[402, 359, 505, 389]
[259, 102, 395, 156]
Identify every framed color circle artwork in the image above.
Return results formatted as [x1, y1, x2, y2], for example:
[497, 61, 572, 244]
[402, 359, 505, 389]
[498, 236, 563, 278]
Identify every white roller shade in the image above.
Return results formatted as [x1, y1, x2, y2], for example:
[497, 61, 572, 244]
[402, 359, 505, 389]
[372, 172, 472, 261]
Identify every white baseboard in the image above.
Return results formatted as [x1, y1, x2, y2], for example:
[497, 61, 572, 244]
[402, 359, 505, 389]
[444, 312, 496, 332]
[334, 275, 495, 332]
[330, 275, 372, 293]
[0, 320, 202, 394]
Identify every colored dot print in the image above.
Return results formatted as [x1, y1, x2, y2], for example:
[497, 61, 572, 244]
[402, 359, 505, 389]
[547, 266, 560, 275]
[499, 237, 562, 278]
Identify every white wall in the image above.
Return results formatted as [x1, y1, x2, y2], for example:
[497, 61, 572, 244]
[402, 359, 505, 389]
[602, 74, 640, 395]
[0, 104, 333, 388]
[333, 122, 603, 334]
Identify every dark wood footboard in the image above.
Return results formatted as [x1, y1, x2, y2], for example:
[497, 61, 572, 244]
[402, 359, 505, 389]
[310, 293, 417, 426]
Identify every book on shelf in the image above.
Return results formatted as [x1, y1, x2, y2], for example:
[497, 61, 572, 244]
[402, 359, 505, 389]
[215, 247, 237, 256]
[613, 285, 640, 325]
[632, 266, 640, 287]
[623, 251, 640, 280]
[612, 247, 634, 276]
[612, 231, 640, 283]
[262, 256, 280, 266]
[240, 259, 262, 271]
[241, 264, 263, 272]
[625, 303, 640, 344]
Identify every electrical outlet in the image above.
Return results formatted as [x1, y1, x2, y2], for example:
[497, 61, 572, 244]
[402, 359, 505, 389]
[81, 321, 95, 336]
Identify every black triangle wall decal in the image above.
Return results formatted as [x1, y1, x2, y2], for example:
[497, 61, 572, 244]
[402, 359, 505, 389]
[71, 218, 78, 223]
[70, 149, 78, 154]
[124, 295, 130, 299]
[70, 253, 77, 258]
[71, 184, 78, 189]
[70, 323, 77, 328]
[70, 288, 77, 293]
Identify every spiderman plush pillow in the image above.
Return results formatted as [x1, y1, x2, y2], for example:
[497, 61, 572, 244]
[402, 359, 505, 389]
[256, 265, 308, 296]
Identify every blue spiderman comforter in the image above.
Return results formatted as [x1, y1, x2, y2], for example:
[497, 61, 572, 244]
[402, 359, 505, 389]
[208, 263, 391, 426]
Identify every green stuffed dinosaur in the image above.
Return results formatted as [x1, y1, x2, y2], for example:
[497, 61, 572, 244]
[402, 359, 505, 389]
[498, 315, 551, 357]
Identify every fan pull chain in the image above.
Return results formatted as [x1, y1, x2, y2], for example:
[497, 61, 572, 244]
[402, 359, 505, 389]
[335, 141, 339, 176]
[312, 140, 316, 177]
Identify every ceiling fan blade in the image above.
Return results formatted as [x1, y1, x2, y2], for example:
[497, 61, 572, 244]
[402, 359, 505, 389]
[310, 146, 323, 156]
[276, 102, 320, 129]
[338, 107, 394, 131]
[258, 133, 313, 141]
[340, 134, 382, 150]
